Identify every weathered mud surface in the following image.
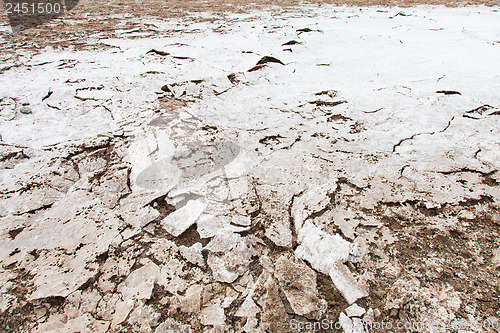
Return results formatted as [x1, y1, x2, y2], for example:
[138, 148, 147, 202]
[1, 3, 499, 333]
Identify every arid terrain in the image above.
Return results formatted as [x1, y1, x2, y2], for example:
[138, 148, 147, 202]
[0, 0, 499, 332]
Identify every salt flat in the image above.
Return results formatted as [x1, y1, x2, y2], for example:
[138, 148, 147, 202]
[0, 5, 499, 332]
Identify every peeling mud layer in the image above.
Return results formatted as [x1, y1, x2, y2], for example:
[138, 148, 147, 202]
[1, 2, 500, 333]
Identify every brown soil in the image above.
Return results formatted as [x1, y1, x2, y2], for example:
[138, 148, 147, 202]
[0, 0, 498, 53]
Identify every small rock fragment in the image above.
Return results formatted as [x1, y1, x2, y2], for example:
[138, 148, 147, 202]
[42, 90, 53, 101]
[248, 56, 284, 72]
[242, 316, 259, 332]
[339, 312, 353, 333]
[231, 215, 251, 227]
[345, 303, 366, 317]
[196, 214, 250, 238]
[222, 287, 238, 308]
[291, 185, 331, 231]
[352, 317, 365, 333]
[42, 313, 109, 333]
[200, 301, 226, 329]
[315, 90, 338, 98]
[161, 199, 206, 237]
[329, 263, 368, 305]
[265, 217, 293, 248]
[179, 243, 205, 268]
[258, 277, 289, 332]
[118, 261, 160, 300]
[363, 308, 376, 324]
[207, 254, 240, 283]
[155, 319, 192, 333]
[235, 294, 260, 318]
[205, 233, 252, 283]
[492, 247, 500, 267]
[122, 206, 160, 229]
[157, 261, 188, 294]
[295, 220, 352, 274]
[273, 253, 318, 315]
[111, 299, 135, 328]
[180, 284, 203, 313]
[20, 106, 32, 114]
[128, 303, 162, 329]
[227, 73, 240, 84]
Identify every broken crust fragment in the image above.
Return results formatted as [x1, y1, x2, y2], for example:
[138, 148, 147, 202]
[180, 284, 203, 313]
[205, 233, 253, 283]
[200, 301, 226, 329]
[273, 253, 319, 315]
[160, 199, 206, 236]
[295, 219, 366, 304]
[235, 294, 260, 318]
[41, 313, 110, 333]
[329, 263, 368, 305]
[117, 261, 160, 300]
[14, 196, 123, 301]
[258, 276, 290, 332]
[295, 219, 353, 272]
[233, 254, 319, 330]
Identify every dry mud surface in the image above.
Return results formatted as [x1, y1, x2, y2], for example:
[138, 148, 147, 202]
[0, 1, 500, 332]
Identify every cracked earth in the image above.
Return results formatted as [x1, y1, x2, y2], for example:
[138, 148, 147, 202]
[0, 1, 499, 332]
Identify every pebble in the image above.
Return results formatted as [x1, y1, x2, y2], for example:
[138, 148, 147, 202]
[20, 106, 32, 114]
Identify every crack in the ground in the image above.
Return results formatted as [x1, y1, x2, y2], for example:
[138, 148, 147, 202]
[392, 116, 455, 153]
[437, 167, 499, 186]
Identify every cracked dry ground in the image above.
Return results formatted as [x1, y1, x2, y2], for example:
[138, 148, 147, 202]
[1, 3, 500, 333]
